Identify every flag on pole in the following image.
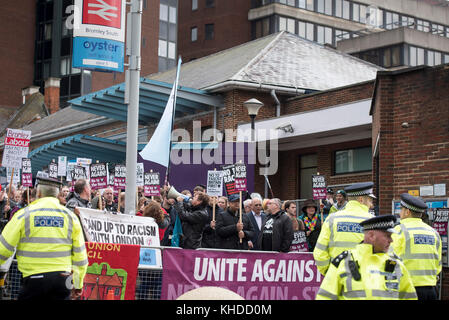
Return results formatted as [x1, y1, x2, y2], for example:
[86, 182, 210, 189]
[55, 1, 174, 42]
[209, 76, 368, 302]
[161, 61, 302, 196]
[139, 57, 182, 167]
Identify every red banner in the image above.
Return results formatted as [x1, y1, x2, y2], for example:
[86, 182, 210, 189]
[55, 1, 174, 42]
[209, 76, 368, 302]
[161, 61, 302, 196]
[81, 242, 140, 300]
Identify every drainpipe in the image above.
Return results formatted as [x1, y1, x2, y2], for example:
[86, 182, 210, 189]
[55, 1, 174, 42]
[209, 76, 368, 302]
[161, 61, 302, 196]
[271, 89, 280, 117]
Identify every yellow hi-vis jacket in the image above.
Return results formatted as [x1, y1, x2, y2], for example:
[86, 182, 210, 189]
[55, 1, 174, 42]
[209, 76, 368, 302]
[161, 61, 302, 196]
[316, 243, 417, 300]
[391, 218, 442, 287]
[313, 200, 373, 275]
[0, 197, 88, 289]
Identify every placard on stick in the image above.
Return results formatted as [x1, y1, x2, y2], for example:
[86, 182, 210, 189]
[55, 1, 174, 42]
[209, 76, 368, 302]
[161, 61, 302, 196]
[144, 172, 160, 197]
[312, 175, 326, 200]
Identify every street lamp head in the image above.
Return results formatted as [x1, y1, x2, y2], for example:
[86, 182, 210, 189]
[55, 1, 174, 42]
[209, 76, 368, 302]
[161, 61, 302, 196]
[243, 98, 263, 117]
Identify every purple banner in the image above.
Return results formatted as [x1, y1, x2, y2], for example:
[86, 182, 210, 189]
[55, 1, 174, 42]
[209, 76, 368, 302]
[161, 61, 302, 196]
[161, 248, 322, 300]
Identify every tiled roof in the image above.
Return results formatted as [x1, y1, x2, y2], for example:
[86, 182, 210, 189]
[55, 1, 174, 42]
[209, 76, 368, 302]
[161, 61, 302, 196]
[148, 31, 383, 92]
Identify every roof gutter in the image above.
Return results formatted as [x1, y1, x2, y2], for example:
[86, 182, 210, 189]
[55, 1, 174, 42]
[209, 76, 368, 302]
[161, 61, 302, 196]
[203, 80, 307, 96]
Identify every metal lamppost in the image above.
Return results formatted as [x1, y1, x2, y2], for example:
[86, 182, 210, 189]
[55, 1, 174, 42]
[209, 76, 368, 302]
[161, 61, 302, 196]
[243, 98, 263, 142]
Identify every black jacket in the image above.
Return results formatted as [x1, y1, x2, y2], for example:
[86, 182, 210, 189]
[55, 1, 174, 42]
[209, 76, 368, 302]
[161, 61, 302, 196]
[216, 208, 254, 250]
[174, 201, 209, 249]
[257, 211, 294, 253]
[201, 204, 223, 248]
[65, 192, 91, 212]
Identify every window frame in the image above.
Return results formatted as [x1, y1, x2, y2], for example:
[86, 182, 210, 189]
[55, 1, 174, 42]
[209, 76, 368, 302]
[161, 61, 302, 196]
[333, 146, 373, 175]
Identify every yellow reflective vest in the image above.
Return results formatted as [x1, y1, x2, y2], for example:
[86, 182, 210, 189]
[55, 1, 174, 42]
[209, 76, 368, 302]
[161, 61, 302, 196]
[316, 243, 417, 300]
[313, 200, 373, 275]
[391, 218, 442, 287]
[0, 197, 88, 289]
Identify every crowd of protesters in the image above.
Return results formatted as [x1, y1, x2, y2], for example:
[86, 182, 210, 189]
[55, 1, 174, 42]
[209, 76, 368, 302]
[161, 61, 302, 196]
[0, 179, 350, 254]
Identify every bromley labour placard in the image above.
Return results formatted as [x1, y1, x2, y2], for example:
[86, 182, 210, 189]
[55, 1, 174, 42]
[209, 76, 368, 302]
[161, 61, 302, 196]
[2, 128, 31, 169]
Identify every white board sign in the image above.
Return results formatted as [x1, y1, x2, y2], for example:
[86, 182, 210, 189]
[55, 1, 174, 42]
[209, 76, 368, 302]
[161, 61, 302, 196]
[78, 208, 160, 247]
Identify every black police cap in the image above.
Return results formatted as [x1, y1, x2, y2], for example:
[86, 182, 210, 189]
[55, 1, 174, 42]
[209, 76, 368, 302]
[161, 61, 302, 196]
[359, 215, 399, 233]
[36, 176, 62, 188]
[344, 182, 376, 198]
[400, 193, 427, 213]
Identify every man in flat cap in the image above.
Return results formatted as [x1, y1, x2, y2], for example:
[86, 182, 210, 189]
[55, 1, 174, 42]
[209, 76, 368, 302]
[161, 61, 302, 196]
[313, 182, 376, 275]
[316, 214, 417, 300]
[0, 177, 88, 300]
[391, 193, 442, 300]
[216, 193, 254, 250]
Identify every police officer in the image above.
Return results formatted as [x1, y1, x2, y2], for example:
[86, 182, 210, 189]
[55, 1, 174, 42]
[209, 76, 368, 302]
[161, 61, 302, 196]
[316, 215, 417, 300]
[313, 182, 375, 275]
[0, 177, 88, 300]
[391, 193, 442, 300]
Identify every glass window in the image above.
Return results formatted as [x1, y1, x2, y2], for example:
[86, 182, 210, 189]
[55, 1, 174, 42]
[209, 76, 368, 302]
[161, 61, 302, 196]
[385, 12, 392, 29]
[434, 52, 441, 65]
[342, 0, 350, 20]
[359, 4, 366, 24]
[325, 0, 332, 15]
[409, 46, 417, 66]
[169, 6, 176, 24]
[279, 17, 287, 31]
[335, 147, 372, 175]
[317, 0, 325, 14]
[427, 50, 434, 66]
[306, 0, 314, 11]
[353, 3, 359, 22]
[287, 18, 295, 33]
[205, 23, 214, 40]
[317, 25, 324, 43]
[168, 42, 176, 60]
[158, 39, 167, 57]
[299, 154, 317, 199]
[44, 23, 52, 40]
[298, 0, 306, 9]
[306, 22, 314, 40]
[60, 58, 69, 76]
[417, 47, 424, 65]
[325, 26, 332, 44]
[287, 0, 295, 6]
[444, 54, 449, 63]
[205, 0, 214, 8]
[392, 46, 400, 66]
[392, 13, 399, 28]
[335, 0, 342, 17]
[159, 21, 168, 39]
[192, 0, 198, 10]
[160, 4, 168, 21]
[298, 21, 306, 38]
[169, 23, 176, 42]
[191, 27, 198, 41]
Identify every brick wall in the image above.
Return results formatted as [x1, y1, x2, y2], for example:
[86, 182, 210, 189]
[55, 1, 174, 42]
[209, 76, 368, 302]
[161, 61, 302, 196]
[0, 0, 35, 108]
[178, 0, 251, 62]
[372, 65, 449, 214]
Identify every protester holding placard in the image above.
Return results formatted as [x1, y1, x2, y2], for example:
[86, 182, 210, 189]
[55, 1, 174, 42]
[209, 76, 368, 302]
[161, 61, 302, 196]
[216, 193, 254, 250]
[174, 191, 210, 249]
[201, 196, 223, 249]
[66, 178, 92, 212]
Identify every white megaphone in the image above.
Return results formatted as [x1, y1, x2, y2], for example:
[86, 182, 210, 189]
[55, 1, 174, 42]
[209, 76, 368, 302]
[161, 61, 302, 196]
[167, 186, 191, 202]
